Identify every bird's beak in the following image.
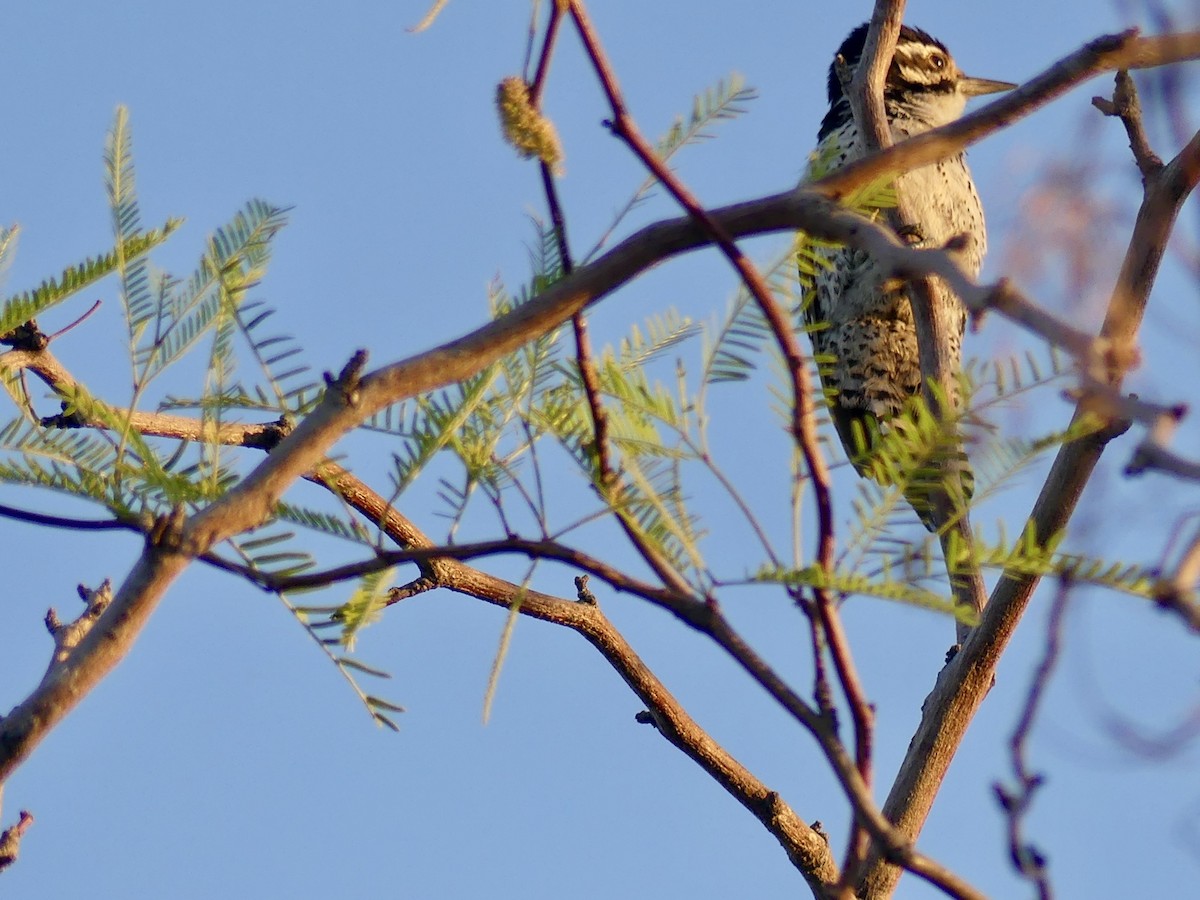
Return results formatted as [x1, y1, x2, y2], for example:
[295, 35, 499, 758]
[961, 76, 1017, 97]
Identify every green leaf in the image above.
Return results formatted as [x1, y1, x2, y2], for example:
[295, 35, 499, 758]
[335, 567, 396, 651]
[0, 226, 179, 339]
[136, 199, 288, 384]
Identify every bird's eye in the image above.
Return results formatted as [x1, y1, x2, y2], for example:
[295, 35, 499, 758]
[931, 53, 946, 69]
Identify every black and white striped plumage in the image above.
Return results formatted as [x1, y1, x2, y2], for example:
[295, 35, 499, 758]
[804, 24, 1012, 527]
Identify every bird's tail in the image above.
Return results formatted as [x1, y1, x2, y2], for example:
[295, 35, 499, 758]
[837, 405, 974, 532]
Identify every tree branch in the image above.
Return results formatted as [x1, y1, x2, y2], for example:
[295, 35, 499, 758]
[994, 580, 1072, 900]
[298, 461, 849, 893]
[564, 0, 836, 590]
[0, 810, 33, 874]
[847, 1, 989, 658]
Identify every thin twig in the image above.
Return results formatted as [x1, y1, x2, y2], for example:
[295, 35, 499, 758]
[0, 810, 34, 873]
[0, 503, 129, 531]
[1159, 522, 1200, 631]
[529, 58, 696, 594]
[564, 1, 837, 583]
[527, 0, 563, 106]
[46, 300, 103, 342]
[566, 0, 873, 760]
[528, 27, 618, 498]
[834, 7, 907, 889]
[536, 154, 614, 484]
[233, 535, 688, 603]
[993, 579, 1071, 900]
[1092, 69, 1165, 178]
[570, 1, 838, 609]
[847, 2, 988, 656]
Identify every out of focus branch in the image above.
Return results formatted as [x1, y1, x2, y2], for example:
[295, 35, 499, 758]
[994, 581, 1072, 900]
[0, 811, 34, 874]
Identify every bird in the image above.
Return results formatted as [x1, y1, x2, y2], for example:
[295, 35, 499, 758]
[803, 23, 1014, 529]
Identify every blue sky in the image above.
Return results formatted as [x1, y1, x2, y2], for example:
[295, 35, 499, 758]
[1, 2, 1198, 898]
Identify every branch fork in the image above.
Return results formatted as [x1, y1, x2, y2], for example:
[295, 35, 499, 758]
[43, 580, 113, 675]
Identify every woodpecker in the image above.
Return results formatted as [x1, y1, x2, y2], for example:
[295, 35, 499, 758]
[804, 23, 1013, 528]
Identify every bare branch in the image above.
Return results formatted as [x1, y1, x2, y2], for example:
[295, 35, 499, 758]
[42, 580, 113, 675]
[994, 581, 1072, 900]
[0, 810, 34, 874]
[0, 503, 128, 532]
[2, 347, 286, 450]
[1093, 69, 1164, 177]
[239, 535, 690, 606]
[307, 465, 845, 892]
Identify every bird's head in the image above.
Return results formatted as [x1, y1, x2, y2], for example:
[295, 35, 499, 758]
[824, 23, 1014, 132]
